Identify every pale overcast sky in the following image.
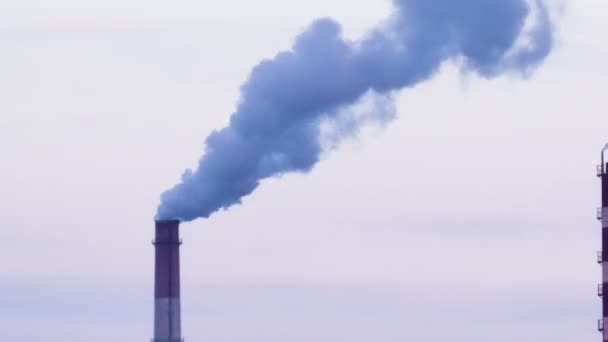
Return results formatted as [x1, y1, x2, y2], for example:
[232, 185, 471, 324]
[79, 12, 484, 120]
[1, 0, 606, 341]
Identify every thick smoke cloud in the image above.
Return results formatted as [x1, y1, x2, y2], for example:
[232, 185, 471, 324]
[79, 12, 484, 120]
[157, 0, 554, 222]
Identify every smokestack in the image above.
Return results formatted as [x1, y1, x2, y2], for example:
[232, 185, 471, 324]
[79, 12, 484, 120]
[599, 147, 608, 339]
[153, 220, 183, 342]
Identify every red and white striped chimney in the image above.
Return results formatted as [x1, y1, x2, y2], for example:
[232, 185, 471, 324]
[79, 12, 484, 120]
[598, 147, 608, 339]
[153, 220, 183, 342]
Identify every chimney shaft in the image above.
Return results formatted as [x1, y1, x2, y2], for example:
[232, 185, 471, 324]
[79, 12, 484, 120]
[153, 220, 183, 342]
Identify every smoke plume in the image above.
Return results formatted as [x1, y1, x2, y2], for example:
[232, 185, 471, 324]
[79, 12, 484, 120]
[157, 0, 554, 222]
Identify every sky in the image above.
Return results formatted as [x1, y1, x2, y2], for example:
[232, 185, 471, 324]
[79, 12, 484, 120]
[0, 0, 607, 341]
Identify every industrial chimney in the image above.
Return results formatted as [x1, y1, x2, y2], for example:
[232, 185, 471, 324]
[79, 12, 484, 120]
[153, 220, 184, 342]
[598, 146, 608, 339]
